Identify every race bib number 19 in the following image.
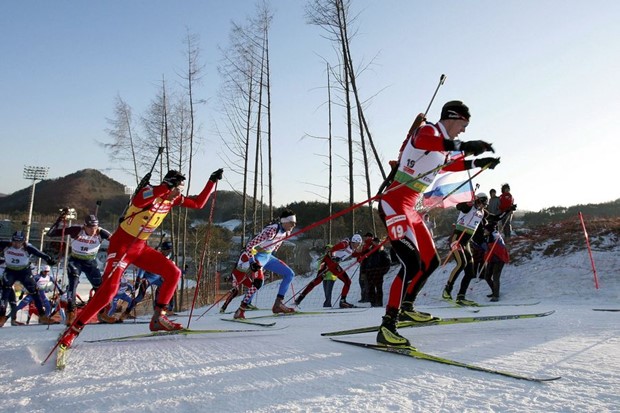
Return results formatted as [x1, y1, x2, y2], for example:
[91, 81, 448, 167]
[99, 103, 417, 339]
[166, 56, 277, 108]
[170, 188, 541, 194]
[386, 214, 407, 241]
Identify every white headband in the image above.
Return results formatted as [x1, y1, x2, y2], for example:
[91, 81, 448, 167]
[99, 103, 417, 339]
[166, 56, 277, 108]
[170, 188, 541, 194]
[280, 215, 296, 224]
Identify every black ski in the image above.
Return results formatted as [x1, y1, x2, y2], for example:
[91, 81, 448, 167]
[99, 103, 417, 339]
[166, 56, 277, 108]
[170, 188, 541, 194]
[321, 310, 555, 336]
[330, 338, 561, 382]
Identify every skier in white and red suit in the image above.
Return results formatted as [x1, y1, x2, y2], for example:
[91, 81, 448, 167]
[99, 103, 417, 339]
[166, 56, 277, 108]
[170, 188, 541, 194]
[58, 168, 223, 349]
[230, 209, 298, 320]
[376, 100, 500, 347]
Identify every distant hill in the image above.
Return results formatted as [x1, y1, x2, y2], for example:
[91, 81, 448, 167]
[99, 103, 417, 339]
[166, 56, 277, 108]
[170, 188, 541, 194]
[0, 169, 129, 222]
[0, 169, 259, 227]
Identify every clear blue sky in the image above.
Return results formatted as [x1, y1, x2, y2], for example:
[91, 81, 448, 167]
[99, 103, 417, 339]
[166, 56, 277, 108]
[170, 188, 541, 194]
[2, 0, 619, 212]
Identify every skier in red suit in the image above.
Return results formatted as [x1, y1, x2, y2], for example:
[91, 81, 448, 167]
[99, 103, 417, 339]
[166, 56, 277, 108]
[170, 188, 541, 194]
[58, 168, 223, 349]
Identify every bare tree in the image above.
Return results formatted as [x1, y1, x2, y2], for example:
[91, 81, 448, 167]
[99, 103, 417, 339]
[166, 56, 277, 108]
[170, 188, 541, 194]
[216, 3, 273, 243]
[306, 0, 384, 234]
[176, 29, 206, 309]
[103, 95, 141, 185]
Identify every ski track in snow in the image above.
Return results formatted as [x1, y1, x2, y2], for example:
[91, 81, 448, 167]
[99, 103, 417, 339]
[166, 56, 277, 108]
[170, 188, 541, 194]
[1, 244, 619, 413]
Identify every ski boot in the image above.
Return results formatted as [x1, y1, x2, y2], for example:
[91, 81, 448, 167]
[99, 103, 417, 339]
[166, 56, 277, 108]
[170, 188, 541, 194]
[65, 309, 76, 326]
[272, 296, 295, 314]
[339, 298, 354, 308]
[59, 323, 84, 349]
[149, 306, 183, 332]
[234, 303, 248, 319]
[442, 285, 453, 300]
[455, 294, 478, 306]
[376, 313, 411, 347]
[398, 301, 437, 323]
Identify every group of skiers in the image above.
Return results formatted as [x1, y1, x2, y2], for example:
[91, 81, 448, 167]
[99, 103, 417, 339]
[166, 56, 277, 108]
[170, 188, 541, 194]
[0, 98, 516, 353]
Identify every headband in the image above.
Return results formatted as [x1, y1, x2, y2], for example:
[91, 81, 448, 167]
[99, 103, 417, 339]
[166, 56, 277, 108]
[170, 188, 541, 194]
[280, 215, 297, 224]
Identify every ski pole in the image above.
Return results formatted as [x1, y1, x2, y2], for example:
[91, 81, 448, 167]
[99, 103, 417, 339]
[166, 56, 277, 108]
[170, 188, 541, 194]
[118, 146, 165, 224]
[377, 74, 447, 196]
[194, 271, 254, 320]
[260, 158, 459, 253]
[187, 184, 218, 329]
[193, 288, 235, 320]
[43, 181, 172, 366]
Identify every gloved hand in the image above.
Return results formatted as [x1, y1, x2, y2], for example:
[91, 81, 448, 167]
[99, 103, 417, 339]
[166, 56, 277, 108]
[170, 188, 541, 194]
[252, 278, 264, 289]
[210, 168, 224, 182]
[46, 258, 57, 267]
[139, 172, 152, 187]
[53, 208, 70, 226]
[450, 241, 460, 251]
[510, 204, 517, 211]
[461, 140, 494, 156]
[249, 261, 261, 272]
[474, 157, 501, 170]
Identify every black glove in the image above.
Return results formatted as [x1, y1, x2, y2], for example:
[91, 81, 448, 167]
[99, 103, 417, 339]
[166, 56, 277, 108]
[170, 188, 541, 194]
[137, 172, 152, 190]
[46, 258, 57, 267]
[252, 278, 264, 289]
[510, 204, 517, 211]
[210, 168, 224, 182]
[461, 140, 494, 156]
[249, 261, 261, 272]
[474, 157, 501, 170]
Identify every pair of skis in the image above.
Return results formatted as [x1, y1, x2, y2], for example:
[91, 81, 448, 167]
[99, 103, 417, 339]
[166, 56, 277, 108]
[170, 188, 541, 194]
[325, 310, 560, 382]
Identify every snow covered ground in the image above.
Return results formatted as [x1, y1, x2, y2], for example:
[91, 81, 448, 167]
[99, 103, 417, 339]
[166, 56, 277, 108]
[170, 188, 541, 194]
[1, 242, 619, 413]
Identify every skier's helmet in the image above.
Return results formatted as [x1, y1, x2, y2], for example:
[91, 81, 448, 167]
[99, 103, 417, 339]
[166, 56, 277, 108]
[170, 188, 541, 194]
[351, 234, 363, 244]
[11, 231, 25, 242]
[85, 215, 99, 227]
[475, 192, 489, 204]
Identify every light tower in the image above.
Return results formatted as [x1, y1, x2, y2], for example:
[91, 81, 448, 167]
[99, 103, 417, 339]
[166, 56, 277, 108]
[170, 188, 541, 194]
[23, 165, 49, 242]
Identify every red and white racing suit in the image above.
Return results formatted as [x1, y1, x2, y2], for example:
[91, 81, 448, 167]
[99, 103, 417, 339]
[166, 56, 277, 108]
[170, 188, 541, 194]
[380, 121, 469, 313]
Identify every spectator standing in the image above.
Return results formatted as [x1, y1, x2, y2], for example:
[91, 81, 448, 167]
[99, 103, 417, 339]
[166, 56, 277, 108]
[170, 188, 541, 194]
[499, 184, 515, 241]
[487, 189, 500, 215]
[364, 237, 391, 307]
[321, 268, 337, 308]
[483, 222, 510, 301]
[423, 213, 436, 238]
